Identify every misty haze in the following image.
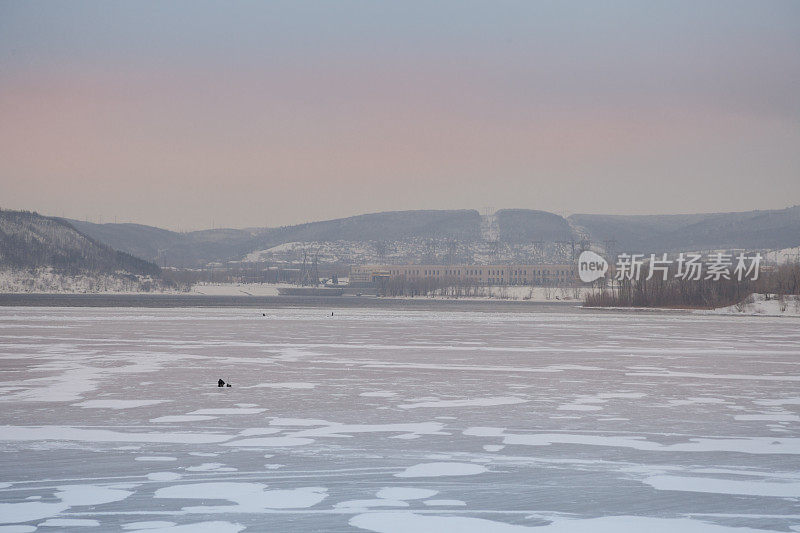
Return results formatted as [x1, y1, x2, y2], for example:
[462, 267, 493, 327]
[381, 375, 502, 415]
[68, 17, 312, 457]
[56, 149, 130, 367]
[1, 2, 799, 532]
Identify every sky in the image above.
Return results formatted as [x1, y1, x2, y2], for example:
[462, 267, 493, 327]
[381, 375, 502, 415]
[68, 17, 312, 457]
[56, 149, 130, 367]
[1, 1, 799, 231]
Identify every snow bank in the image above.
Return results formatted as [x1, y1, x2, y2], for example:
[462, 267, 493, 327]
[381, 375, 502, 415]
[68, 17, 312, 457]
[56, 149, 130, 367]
[701, 293, 800, 317]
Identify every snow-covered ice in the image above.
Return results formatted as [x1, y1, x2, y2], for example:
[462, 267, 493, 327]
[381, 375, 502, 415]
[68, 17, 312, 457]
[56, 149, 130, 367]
[73, 399, 169, 409]
[0, 305, 798, 531]
[395, 462, 488, 478]
[397, 396, 527, 409]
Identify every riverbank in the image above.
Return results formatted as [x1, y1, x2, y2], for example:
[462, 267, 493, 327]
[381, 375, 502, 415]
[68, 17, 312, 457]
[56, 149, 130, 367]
[0, 292, 579, 312]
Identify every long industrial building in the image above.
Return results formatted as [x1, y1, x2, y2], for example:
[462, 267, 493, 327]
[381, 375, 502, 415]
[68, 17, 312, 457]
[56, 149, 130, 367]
[350, 264, 576, 286]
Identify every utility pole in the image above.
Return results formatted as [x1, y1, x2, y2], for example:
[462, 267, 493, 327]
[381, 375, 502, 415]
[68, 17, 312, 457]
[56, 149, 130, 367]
[311, 250, 320, 285]
[299, 249, 309, 285]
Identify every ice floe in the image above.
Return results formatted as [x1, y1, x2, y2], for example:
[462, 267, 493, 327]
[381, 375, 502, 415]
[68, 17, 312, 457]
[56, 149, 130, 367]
[150, 415, 218, 423]
[395, 462, 488, 478]
[350, 513, 790, 532]
[188, 408, 266, 415]
[375, 488, 438, 500]
[0, 426, 232, 444]
[246, 382, 316, 389]
[121, 521, 177, 530]
[0, 526, 38, 533]
[39, 518, 100, 527]
[463, 427, 800, 455]
[222, 436, 314, 447]
[147, 472, 182, 481]
[398, 397, 527, 410]
[0, 502, 68, 525]
[55, 484, 133, 506]
[73, 399, 168, 409]
[154, 483, 327, 511]
[642, 474, 800, 497]
[123, 522, 244, 532]
[422, 499, 466, 506]
[186, 463, 237, 472]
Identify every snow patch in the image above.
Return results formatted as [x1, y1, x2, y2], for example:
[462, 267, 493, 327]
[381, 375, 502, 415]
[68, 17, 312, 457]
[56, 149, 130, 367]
[398, 397, 527, 410]
[643, 475, 800, 498]
[395, 462, 488, 478]
[154, 483, 327, 511]
[150, 415, 218, 423]
[73, 399, 168, 409]
[39, 518, 100, 527]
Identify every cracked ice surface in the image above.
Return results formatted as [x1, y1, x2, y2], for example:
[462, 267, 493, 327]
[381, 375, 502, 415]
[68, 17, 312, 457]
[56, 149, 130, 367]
[0, 306, 799, 531]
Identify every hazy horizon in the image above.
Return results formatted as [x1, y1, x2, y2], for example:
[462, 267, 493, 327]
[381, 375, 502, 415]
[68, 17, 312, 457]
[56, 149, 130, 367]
[2, 1, 799, 231]
[3, 203, 796, 233]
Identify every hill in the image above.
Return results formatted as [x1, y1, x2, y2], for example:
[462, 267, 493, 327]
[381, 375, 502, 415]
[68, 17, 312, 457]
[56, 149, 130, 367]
[65, 206, 800, 267]
[0, 210, 163, 292]
[70, 210, 484, 267]
[569, 206, 800, 253]
[496, 209, 574, 243]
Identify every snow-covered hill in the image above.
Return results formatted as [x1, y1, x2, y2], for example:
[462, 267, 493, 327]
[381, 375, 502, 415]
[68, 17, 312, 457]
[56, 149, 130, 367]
[68, 206, 800, 268]
[0, 209, 167, 293]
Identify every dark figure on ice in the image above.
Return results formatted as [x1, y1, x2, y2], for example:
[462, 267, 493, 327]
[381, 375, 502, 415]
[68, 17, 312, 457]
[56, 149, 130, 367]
[218, 378, 225, 387]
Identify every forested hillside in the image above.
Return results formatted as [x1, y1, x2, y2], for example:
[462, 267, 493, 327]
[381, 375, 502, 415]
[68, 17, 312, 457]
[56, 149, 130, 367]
[0, 210, 164, 292]
[66, 206, 800, 267]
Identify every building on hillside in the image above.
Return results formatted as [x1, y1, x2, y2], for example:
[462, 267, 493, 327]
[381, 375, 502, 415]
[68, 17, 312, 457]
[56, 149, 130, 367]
[349, 264, 576, 286]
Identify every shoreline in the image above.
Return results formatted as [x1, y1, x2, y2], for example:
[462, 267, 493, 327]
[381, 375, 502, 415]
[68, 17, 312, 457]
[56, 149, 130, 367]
[0, 292, 581, 312]
[2, 293, 795, 317]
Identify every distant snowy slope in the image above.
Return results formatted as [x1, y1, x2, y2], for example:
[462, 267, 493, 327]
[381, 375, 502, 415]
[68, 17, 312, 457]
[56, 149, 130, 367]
[66, 206, 800, 267]
[70, 210, 482, 267]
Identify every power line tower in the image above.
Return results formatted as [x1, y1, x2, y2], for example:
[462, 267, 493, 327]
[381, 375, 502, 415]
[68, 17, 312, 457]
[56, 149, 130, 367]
[311, 250, 320, 285]
[299, 249, 309, 285]
[300, 249, 319, 286]
[299, 248, 320, 286]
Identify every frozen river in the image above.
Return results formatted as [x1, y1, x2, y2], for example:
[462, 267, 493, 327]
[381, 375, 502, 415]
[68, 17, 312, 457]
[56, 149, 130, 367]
[1, 306, 798, 532]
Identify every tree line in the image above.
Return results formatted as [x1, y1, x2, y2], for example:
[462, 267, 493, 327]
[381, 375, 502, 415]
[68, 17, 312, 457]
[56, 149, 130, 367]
[584, 262, 800, 308]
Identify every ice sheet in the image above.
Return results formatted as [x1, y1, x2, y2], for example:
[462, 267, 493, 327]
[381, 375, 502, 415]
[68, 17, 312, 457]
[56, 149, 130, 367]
[1, 306, 798, 531]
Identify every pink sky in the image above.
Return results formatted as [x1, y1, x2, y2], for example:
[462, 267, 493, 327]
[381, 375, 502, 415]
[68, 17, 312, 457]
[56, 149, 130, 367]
[1, 1, 798, 230]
